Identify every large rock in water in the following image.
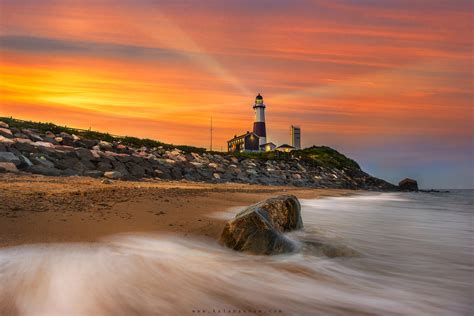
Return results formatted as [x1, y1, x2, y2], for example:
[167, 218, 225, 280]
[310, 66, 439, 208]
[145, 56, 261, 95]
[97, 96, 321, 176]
[220, 195, 303, 255]
[399, 178, 418, 191]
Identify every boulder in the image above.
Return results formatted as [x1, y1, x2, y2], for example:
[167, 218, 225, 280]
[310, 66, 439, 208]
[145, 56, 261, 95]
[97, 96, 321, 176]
[0, 152, 21, 166]
[84, 170, 104, 178]
[37, 147, 69, 160]
[0, 121, 9, 128]
[161, 158, 176, 165]
[53, 145, 76, 152]
[19, 154, 33, 168]
[72, 139, 94, 149]
[59, 132, 73, 139]
[130, 154, 143, 163]
[14, 132, 28, 138]
[183, 169, 201, 181]
[399, 178, 418, 191]
[292, 173, 302, 180]
[116, 154, 132, 163]
[32, 156, 55, 169]
[208, 162, 225, 173]
[45, 131, 56, 139]
[61, 168, 79, 176]
[22, 130, 43, 142]
[0, 162, 18, 173]
[190, 152, 202, 161]
[0, 128, 13, 138]
[154, 168, 172, 180]
[208, 162, 219, 169]
[166, 150, 187, 162]
[58, 133, 74, 146]
[13, 138, 37, 152]
[220, 195, 303, 255]
[90, 149, 101, 160]
[75, 148, 94, 161]
[110, 160, 129, 176]
[170, 166, 183, 179]
[28, 165, 61, 176]
[34, 141, 55, 148]
[80, 159, 95, 170]
[246, 168, 258, 176]
[104, 171, 122, 179]
[128, 163, 145, 177]
[197, 168, 213, 179]
[98, 141, 113, 151]
[97, 161, 113, 171]
[0, 136, 14, 146]
[190, 161, 203, 168]
[55, 157, 82, 170]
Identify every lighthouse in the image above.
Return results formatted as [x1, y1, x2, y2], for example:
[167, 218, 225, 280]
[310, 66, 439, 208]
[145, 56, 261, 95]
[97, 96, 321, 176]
[253, 93, 267, 146]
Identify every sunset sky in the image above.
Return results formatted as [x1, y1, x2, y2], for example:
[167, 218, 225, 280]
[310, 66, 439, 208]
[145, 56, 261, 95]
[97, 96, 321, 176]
[0, 0, 472, 188]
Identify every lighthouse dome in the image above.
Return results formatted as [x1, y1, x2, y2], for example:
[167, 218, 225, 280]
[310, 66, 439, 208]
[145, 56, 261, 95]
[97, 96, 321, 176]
[255, 93, 264, 104]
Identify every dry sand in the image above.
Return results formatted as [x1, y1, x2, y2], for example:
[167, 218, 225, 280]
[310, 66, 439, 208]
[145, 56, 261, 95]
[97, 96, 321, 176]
[0, 173, 357, 247]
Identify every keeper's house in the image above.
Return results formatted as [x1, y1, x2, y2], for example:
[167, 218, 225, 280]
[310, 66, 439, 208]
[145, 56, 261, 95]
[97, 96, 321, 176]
[275, 144, 295, 153]
[227, 131, 260, 153]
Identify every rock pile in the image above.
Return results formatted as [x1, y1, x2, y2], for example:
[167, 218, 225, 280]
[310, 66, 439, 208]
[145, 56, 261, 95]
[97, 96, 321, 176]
[0, 120, 395, 190]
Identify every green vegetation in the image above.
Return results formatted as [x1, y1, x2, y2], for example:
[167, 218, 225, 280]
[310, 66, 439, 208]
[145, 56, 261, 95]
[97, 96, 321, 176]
[292, 146, 360, 170]
[232, 150, 291, 160]
[1, 117, 206, 154]
[230, 146, 359, 170]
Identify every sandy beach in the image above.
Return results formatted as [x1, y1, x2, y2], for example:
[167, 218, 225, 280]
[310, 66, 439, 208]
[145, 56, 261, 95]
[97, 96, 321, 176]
[0, 173, 356, 247]
[1, 175, 472, 315]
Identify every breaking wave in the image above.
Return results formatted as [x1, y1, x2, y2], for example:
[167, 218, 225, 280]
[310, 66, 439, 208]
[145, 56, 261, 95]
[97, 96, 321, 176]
[1, 192, 472, 315]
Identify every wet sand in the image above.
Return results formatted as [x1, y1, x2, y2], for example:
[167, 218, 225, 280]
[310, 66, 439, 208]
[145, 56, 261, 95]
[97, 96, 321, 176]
[0, 173, 357, 247]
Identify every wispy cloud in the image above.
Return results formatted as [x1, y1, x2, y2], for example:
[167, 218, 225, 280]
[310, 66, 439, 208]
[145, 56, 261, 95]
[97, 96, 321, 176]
[0, 35, 185, 60]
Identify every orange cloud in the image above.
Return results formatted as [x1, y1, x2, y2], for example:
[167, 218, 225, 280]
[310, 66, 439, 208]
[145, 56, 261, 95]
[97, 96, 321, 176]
[0, 0, 472, 155]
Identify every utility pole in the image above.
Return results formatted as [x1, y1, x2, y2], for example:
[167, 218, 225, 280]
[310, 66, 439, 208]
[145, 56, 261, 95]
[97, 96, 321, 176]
[210, 117, 213, 152]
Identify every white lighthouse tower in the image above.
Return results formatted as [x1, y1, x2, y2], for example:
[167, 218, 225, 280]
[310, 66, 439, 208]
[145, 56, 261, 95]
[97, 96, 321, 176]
[253, 93, 267, 146]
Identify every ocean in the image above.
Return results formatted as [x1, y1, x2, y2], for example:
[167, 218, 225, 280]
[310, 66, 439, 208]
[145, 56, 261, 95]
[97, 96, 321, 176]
[0, 191, 472, 315]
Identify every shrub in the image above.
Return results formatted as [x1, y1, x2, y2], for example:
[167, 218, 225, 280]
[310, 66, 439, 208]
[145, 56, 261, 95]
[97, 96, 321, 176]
[292, 146, 360, 170]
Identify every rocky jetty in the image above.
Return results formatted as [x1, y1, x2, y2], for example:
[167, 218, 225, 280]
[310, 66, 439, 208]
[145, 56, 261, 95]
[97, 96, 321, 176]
[220, 195, 303, 255]
[0, 119, 396, 190]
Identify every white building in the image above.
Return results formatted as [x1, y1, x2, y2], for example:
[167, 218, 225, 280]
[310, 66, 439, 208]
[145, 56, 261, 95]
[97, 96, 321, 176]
[290, 125, 301, 149]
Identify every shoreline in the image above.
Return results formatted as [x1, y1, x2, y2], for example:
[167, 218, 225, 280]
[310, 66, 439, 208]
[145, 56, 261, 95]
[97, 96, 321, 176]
[0, 173, 358, 248]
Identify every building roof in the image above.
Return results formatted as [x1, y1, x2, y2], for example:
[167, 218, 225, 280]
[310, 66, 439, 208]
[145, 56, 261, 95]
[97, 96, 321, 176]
[276, 144, 295, 149]
[227, 131, 259, 143]
[255, 93, 263, 100]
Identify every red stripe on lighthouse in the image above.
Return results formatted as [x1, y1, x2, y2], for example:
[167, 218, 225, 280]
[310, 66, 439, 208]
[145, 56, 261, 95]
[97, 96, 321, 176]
[253, 122, 266, 137]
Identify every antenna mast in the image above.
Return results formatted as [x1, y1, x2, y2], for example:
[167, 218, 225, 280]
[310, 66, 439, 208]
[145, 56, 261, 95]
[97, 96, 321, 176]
[210, 117, 213, 152]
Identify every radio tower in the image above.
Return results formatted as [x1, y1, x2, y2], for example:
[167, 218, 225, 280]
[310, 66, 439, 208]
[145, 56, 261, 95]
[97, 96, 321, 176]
[210, 116, 213, 152]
